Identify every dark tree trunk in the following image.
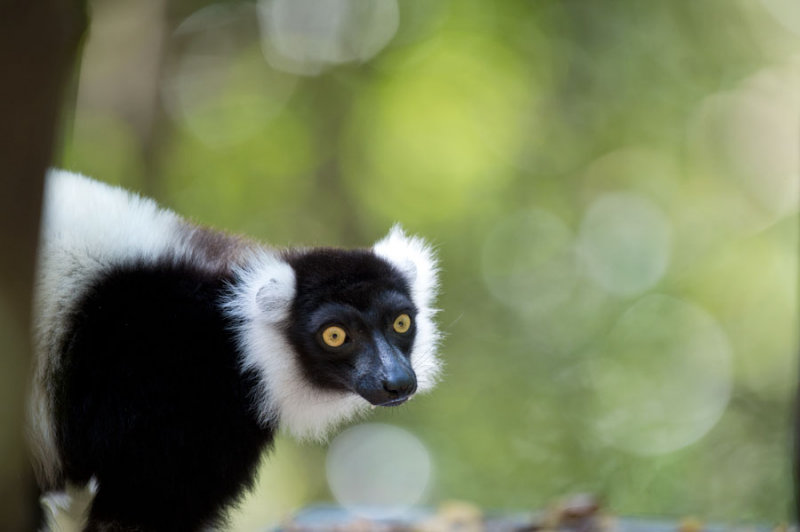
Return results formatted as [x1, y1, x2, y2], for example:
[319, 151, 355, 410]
[0, 0, 87, 527]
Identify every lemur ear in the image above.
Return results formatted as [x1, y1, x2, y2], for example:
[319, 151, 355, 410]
[256, 280, 293, 319]
[372, 224, 438, 309]
[241, 255, 295, 322]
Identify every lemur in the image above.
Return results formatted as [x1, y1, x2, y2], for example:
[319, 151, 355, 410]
[29, 170, 441, 531]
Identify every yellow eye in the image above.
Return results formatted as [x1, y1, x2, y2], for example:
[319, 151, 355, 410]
[321, 326, 347, 347]
[393, 314, 412, 334]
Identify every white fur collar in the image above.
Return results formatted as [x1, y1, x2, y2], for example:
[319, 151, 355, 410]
[225, 226, 442, 441]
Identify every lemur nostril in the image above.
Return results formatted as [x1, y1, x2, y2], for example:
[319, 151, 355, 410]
[383, 373, 416, 396]
[382, 381, 400, 396]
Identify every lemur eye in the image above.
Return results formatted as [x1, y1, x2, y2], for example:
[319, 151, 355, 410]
[321, 326, 347, 347]
[393, 314, 412, 334]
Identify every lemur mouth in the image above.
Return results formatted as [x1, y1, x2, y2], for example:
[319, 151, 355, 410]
[376, 396, 411, 407]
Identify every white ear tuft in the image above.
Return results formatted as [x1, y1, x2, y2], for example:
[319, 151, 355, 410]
[256, 276, 294, 321]
[372, 224, 438, 309]
[224, 249, 370, 439]
[223, 251, 296, 325]
[373, 224, 442, 393]
[400, 259, 417, 283]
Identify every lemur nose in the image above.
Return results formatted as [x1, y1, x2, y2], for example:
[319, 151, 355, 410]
[382, 368, 417, 397]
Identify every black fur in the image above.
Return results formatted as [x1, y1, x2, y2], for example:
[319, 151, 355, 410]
[48, 248, 421, 530]
[284, 249, 418, 404]
[53, 260, 273, 531]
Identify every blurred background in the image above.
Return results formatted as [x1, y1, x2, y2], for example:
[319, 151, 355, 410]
[53, 0, 798, 527]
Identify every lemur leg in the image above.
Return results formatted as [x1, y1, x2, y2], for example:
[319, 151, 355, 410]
[84, 479, 220, 532]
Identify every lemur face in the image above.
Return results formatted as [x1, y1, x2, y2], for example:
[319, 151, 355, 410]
[285, 249, 419, 406]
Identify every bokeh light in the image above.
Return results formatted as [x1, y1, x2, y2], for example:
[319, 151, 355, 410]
[326, 423, 433, 518]
[162, 3, 297, 147]
[580, 147, 680, 205]
[50, 0, 800, 525]
[758, 0, 800, 35]
[578, 192, 672, 296]
[688, 63, 800, 221]
[586, 295, 733, 455]
[342, 34, 536, 223]
[257, 0, 399, 76]
[482, 209, 579, 314]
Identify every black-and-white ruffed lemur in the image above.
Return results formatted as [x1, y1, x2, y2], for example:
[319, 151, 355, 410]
[28, 170, 442, 531]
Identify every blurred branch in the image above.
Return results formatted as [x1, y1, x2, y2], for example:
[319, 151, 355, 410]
[310, 76, 367, 246]
[137, 0, 170, 198]
[0, 0, 87, 527]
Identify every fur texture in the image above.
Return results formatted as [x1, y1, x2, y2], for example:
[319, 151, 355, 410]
[29, 169, 441, 530]
[373, 225, 442, 393]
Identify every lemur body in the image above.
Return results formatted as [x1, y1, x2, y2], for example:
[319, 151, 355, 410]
[29, 170, 441, 531]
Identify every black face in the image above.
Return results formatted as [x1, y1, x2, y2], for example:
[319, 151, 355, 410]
[284, 249, 418, 406]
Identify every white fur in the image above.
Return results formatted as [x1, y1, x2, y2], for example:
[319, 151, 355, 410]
[222, 250, 369, 440]
[40, 478, 98, 532]
[31, 171, 442, 476]
[223, 225, 442, 441]
[30, 170, 190, 489]
[373, 224, 442, 393]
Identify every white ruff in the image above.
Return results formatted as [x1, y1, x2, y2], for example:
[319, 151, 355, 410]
[223, 250, 369, 441]
[30, 171, 443, 465]
[373, 224, 442, 393]
[223, 225, 442, 441]
[30, 170, 189, 488]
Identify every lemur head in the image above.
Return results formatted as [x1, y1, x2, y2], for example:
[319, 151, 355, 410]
[227, 225, 441, 440]
[284, 248, 419, 406]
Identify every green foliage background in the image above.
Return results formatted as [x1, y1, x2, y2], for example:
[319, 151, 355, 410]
[59, 0, 799, 527]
